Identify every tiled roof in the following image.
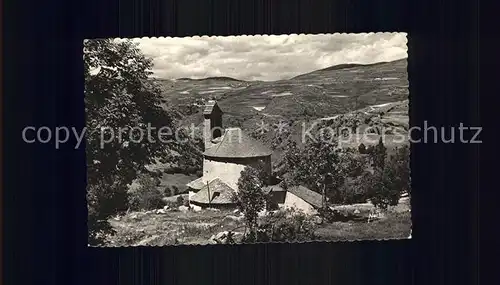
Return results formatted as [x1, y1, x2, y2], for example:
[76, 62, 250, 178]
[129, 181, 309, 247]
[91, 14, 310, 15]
[203, 100, 222, 116]
[186, 177, 205, 190]
[203, 128, 272, 158]
[287, 185, 324, 208]
[189, 178, 236, 205]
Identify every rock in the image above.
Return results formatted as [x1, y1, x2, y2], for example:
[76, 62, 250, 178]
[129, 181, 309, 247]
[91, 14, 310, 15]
[192, 205, 202, 212]
[353, 209, 360, 215]
[224, 215, 243, 222]
[215, 231, 229, 240]
[207, 238, 218, 245]
[232, 209, 240, 214]
[163, 205, 170, 211]
[155, 209, 166, 214]
[179, 205, 189, 212]
[209, 231, 226, 243]
[311, 215, 323, 224]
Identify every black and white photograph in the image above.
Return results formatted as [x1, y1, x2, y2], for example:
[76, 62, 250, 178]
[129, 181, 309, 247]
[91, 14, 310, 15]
[85, 33, 411, 247]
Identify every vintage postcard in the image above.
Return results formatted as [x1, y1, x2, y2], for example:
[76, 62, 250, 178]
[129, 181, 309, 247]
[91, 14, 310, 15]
[85, 33, 411, 247]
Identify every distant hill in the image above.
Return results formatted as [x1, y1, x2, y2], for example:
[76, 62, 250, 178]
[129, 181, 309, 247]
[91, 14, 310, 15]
[292, 58, 407, 79]
[176, 76, 243, 82]
[155, 58, 407, 119]
[152, 58, 409, 166]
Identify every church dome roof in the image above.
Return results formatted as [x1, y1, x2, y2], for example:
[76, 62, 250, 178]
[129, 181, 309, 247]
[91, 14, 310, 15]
[203, 128, 272, 158]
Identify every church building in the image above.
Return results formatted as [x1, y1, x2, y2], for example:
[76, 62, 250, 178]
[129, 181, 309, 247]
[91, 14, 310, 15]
[186, 100, 325, 214]
[187, 100, 272, 208]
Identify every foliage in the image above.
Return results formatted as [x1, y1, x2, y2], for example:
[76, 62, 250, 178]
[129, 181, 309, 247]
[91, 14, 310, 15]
[242, 209, 317, 243]
[234, 165, 268, 234]
[278, 133, 409, 211]
[176, 195, 185, 205]
[87, 181, 120, 245]
[224, 231, 236, 244]
[280, 134, 365, 205]
[367, 170, 400, 210]
[337, 171, 372, 204]
[171, 185, 180, 195]
[127, 174, 165, 211]
[369, 137, 387, 170]
[84, 39, 201, 245]
[367, 143, 410, 210]
[317, 207, 357, 223]
[163, 186, 172, 196]
[391, 145, 411, 195]
[358, 143, 367, 154]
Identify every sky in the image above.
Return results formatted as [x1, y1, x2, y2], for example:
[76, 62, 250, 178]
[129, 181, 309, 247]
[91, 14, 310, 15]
[127, 33, 407, 82]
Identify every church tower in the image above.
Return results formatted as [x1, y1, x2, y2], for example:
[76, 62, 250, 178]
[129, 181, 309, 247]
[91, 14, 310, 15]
[203, 100, 223, 150]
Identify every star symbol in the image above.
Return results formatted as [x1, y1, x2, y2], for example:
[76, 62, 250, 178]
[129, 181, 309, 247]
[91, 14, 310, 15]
[255, 120, 270, 135]
[273, 120, 289, 134]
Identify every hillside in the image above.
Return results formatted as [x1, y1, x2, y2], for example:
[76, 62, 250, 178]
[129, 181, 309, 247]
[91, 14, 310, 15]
[153, 59, 408, 164]
[129, 58, 409, 225]
[155, 58, 407, 121]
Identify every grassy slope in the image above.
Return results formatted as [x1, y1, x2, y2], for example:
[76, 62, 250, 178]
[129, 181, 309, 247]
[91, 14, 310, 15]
[106, 197, 411, 246]
[111, 59, 412, 246]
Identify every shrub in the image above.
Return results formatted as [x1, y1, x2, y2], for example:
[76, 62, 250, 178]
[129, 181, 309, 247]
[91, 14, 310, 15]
[242, 209, 317, 243]
[186, 166, 197, 174]
[163, 186, 172, 196]
[171, 185, 180, 195]
[127, 174, 165, 211]
[176, 195, 184, 206]
[358, 143, 367, 154]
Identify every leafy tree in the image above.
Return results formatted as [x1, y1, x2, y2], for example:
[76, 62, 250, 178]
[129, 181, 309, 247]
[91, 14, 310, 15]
[234, 165, 268, 235]
[368, 166, 401, 210]
[388, 145, 411, 195]
[280, 133, 361, 205]
[127, 174, 164, 211]
[370, 137, 387, 170]
[84, 39, 201, 245]
[367, 143, 410, 210]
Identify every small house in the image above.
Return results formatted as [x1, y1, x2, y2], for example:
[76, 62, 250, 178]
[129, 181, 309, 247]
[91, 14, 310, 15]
[283, 185, 324, 215]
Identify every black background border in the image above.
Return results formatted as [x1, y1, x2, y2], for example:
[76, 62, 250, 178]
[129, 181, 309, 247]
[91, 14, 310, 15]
[2, 0, 480, 284]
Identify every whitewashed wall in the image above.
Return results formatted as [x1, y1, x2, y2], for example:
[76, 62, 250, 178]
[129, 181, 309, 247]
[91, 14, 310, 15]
[283, 192, 317, 215]
[202, 156, 271, 191]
